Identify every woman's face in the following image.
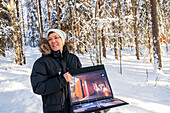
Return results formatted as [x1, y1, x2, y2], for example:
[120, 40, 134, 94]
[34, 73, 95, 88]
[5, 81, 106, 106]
[48, 32, 63, 52]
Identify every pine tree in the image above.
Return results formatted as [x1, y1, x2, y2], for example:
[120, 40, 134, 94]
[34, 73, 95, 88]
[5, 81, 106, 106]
[131, 0, 140, 60]
[112, 0, 119, 60]
[2, 0, 25, 65]
[47, 0, 52, 28]
[38, 0, 44, 38]
[150, 0, 162, 70]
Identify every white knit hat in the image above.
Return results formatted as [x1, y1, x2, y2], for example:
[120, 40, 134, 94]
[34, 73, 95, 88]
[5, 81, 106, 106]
[47, 29, 66, 44]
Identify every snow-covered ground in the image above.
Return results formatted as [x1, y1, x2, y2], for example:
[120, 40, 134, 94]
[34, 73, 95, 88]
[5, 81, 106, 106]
[0, 46, 170, 113]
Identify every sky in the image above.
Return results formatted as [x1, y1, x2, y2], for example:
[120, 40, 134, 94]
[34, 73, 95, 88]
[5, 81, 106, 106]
[0, 46, 170, 113]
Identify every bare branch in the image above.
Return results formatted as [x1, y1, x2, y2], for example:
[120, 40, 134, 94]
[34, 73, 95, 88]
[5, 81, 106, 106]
[0, 8, 10, 15]
[2, 0, 10, 10]
[82, 1, 91, 8]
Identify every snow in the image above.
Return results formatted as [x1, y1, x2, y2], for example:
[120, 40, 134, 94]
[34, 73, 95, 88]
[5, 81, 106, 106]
[0, 46, 170, 113]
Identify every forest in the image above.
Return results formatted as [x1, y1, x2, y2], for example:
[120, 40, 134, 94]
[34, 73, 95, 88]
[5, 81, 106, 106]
[0, 0, 169, 71]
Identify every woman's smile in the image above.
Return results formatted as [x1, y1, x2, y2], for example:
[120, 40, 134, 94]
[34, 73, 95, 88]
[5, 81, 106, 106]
[48, 33, 63, 52]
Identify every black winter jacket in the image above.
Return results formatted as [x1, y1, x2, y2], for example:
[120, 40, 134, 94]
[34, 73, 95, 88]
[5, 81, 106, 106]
[31, 45, 82, 113]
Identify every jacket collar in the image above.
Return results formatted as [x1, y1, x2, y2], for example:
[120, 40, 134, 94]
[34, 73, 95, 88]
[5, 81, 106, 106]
[50, 45, 69, 59]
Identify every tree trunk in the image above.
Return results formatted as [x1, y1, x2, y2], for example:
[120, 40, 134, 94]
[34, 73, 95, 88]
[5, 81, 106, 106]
[56, 0, 61, 29]
[99, 0, 106, 58]
[145, 0, 153, 64]
[112, 0, 119, 60]
[117, 0, 122, 74]
[95, 1, 99, 64]
[21, 0, 26, 44]
[164, 17, 169, 52]
[36, 0, 42, 39]
[29, 4, 35, 46]
[2, 0, 25, 64]
[98, 0, 103, 64]
[84, 36, 89, 53]
[0, 37, 6, 57]
[69, 1, 75, 53]
[132, 0, 140, 60]
[148, 32, 153, 64]
[53, 0, 55, 5]
[16, 0, 19, 17]
[0, 1, 5, 57]
[101, 29, 106, 58]
[47, 0, 51, 28]
[38, 0, 44, 38]
[16, 0, 26, 64]
[74, 9, 79, 54]
[99, 33, 102, 64]
[150, 0, 162, 70]
[78, 20, 84, 55]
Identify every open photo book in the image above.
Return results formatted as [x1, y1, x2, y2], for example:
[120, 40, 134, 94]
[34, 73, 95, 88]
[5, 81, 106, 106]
[69, 65, 128, 113]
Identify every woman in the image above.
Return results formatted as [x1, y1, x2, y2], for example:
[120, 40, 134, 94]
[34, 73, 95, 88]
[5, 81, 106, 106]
[31, 29, 82, 113]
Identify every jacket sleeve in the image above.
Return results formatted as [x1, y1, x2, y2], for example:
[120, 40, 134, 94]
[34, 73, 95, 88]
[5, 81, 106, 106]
[30, 59, 67, 96]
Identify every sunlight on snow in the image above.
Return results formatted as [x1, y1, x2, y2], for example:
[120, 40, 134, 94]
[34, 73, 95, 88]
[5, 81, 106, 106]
[0, 81, 26, 92]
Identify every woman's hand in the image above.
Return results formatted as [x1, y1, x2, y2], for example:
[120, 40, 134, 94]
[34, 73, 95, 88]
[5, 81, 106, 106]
[63, 72, 72, 82]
